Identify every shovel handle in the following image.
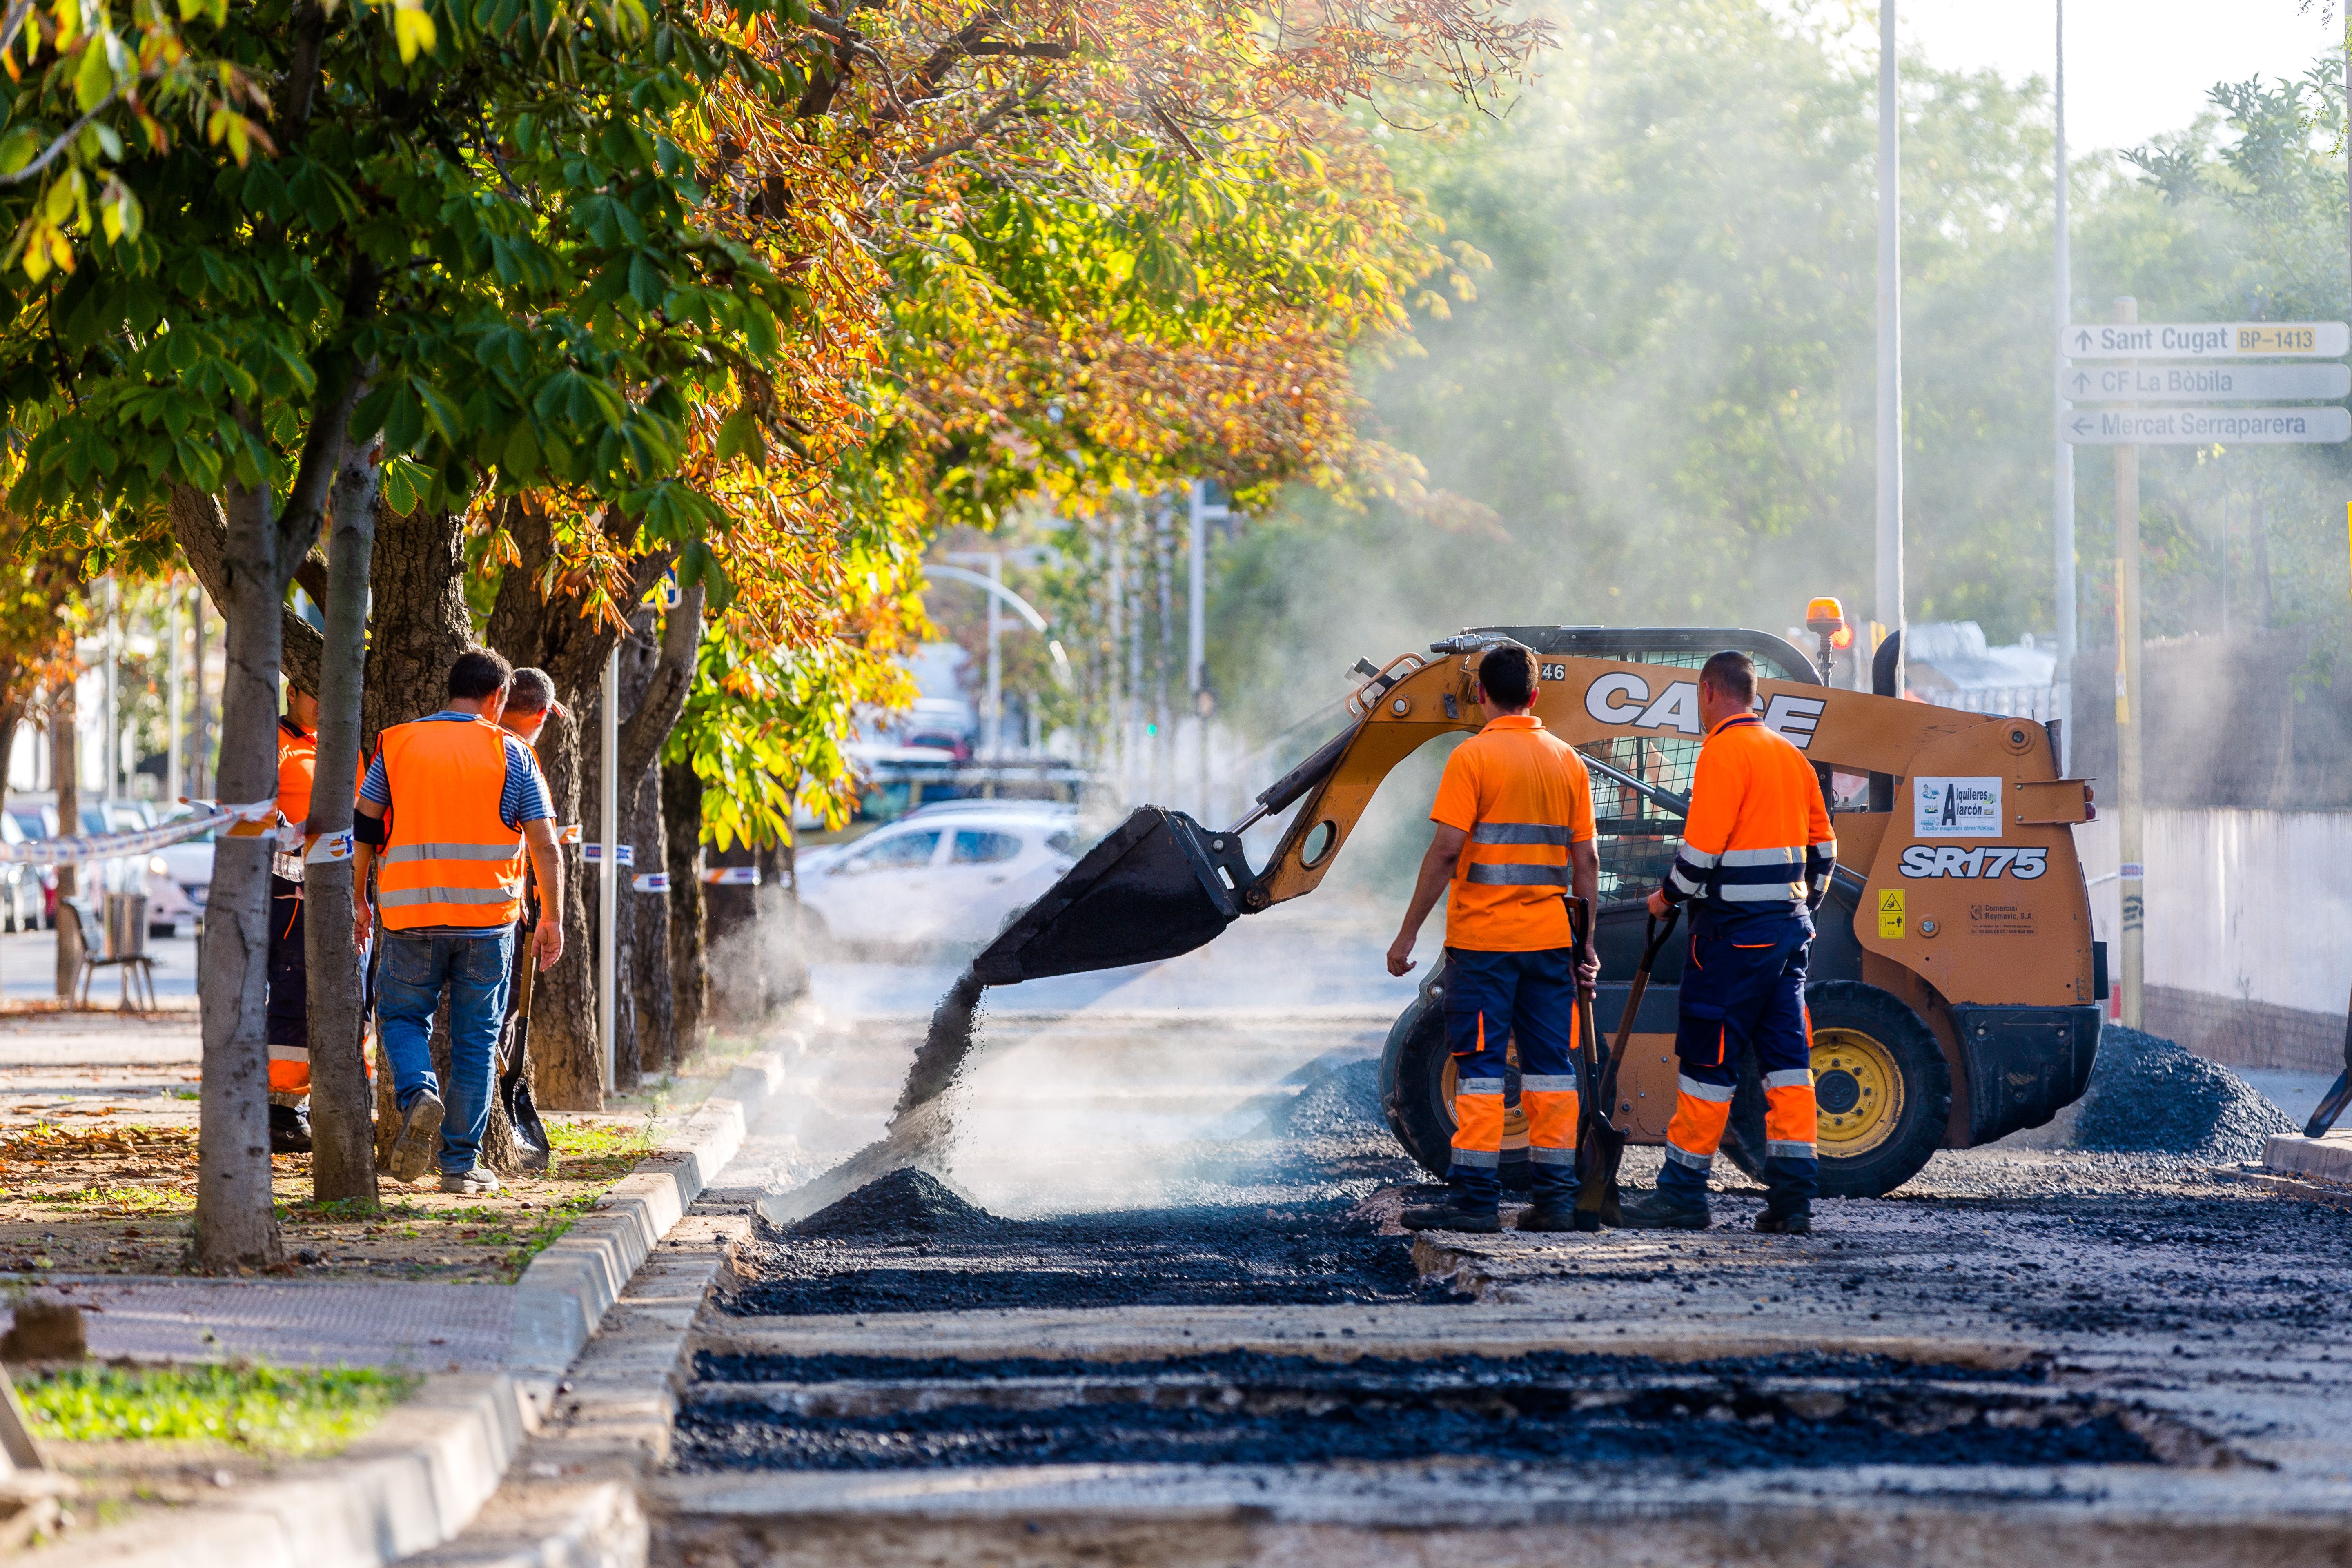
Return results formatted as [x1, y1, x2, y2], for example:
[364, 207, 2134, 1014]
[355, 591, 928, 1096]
[1598, 906, 1680, 1114]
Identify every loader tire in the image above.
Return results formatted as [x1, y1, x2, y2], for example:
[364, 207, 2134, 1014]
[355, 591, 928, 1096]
[1379, 960, 1531, 1192]
[1721, 980, 1949, 1200]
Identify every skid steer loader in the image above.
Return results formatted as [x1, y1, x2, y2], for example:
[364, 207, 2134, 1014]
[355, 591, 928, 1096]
[971, 625, 2105, 1198]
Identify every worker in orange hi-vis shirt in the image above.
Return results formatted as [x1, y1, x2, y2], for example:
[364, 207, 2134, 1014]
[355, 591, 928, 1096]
[1384, 643, 1600, 1235]
[265, 680, 320, 1152]
[1617, 649, 1837, 1236]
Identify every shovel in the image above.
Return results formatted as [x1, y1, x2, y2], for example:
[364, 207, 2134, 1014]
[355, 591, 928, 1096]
[498, 919, 552, 1172]
[2302, 983, 2352, 1139]
[1574, 906, 1681, 1227]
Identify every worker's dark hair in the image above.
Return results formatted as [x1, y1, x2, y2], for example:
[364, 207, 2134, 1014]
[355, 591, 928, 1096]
[1700, 650, 1756, 705]
[506, 667, 560, 716]
[1476, 645, 1538, 710]
[448, 648, 513, 702]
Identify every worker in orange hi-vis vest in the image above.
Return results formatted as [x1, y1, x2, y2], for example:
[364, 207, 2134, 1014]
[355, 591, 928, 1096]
[1385, 643, 1601, 1236]
[1617, 649, 1837, 1236]
[351, 650, 566, 1194]
[265, 680, 319, 1152]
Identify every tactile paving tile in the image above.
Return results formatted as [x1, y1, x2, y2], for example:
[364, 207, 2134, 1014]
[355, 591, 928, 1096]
[7, 1278, 515, 1371]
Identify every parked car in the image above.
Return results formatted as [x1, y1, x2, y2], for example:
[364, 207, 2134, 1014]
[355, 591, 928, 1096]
[0, 811, 39, 932]
[794, 804, 1089, 951]
[147, 806, 214, 936]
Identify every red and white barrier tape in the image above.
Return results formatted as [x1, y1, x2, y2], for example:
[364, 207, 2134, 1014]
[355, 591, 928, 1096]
[0, 797, 278, 867]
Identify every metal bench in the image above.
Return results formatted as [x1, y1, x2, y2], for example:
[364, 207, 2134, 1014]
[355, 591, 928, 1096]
[67, 893, 156, 1013]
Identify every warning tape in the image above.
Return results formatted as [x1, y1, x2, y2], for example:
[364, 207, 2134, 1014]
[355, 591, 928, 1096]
[583, 842, 635, 866]
[0, 797, 278, 866]
[632, 871, 671, 893]
[702, 865, 760, 886]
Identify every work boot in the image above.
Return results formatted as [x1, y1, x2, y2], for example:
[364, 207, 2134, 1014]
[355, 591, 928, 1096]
[1514, 1203, 1582, 1232]
[1755, 1202, 1812, 1235]
[441, 1166, 501, 1197]
[268, 1103, 313, 1155]
[1401, 1200, 1501, 1234]
[1611, 1188, 1711, 1231]
[386, 1091, 445, 1184]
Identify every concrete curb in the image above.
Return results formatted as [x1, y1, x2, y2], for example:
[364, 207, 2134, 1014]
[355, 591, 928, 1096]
[30, 1048, 786, 1568]
[508, 1053, 784, 1401]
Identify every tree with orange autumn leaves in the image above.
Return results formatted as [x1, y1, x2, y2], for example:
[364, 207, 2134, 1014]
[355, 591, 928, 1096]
[0, 0, 1541, 1259]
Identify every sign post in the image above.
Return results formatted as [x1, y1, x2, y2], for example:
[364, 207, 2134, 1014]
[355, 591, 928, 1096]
[2111, 298, 2144, 1031]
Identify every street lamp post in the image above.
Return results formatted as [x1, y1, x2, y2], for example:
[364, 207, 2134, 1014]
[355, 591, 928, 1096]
[1876, 0, 1904, 694]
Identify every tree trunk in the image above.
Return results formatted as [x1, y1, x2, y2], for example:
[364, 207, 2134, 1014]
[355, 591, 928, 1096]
[52, 678, 77, 995]
[189, 482, 288, 1270]
[663, 756, 707, 1054]
[0, 689, 20, 825]
[304, 436, 383, 1206]
[526, 705, 601, 1109]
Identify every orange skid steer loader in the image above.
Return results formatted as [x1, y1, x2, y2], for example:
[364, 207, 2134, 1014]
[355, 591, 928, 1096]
[972, 626, 2104, 1199]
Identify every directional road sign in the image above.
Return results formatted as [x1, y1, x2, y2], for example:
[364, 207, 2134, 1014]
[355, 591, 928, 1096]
[2060, 362, 2352, 403]
[2060, 406, 2351, 445]
[2060, 322, 2350, 360]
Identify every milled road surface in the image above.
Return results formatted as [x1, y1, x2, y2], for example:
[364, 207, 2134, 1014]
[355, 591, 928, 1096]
[654, 995, 2352, 1567]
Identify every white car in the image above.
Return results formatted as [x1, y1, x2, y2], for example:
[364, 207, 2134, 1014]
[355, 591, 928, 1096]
[796, 806, 1090, 951]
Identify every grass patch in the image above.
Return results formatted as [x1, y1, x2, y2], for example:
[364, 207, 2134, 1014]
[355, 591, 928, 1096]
[543, 1117, 656, 1163]
[20, 1364, 418, 1456]
[506, 1192, 600, 1274]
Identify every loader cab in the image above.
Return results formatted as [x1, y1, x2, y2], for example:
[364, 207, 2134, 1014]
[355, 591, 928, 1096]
[1455, 626, 1823, 906]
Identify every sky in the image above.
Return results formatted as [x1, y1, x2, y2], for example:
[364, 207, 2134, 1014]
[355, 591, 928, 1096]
[1895, 0, 2342, 154]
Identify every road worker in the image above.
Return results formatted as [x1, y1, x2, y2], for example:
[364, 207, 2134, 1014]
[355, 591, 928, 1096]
[265, 680, 319, 1153]
[1385, 644, 1601, 1234]
[1618, 649, 1835, 1234]
[351, 650, 566, 1193]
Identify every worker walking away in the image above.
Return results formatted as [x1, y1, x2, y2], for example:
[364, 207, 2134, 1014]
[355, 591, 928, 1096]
[351, 650, 566, 1193]
[266, 679, 319, 1154]
[1619, 650, 1835, 1234]
[1385, 644, 1600, 1234]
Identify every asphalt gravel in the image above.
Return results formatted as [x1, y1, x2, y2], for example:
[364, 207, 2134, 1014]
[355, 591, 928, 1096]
[2074, 1024, 2293, 1162]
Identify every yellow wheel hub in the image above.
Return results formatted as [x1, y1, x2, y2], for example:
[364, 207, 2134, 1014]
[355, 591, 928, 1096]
[1812, 1027, 1902, 1155]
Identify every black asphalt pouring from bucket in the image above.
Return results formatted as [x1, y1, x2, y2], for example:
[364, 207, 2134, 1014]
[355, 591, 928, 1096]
[673, 1350, 2167, 1474]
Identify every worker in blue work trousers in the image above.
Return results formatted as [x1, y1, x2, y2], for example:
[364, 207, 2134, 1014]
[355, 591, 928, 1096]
[1617, 649, 1836, 1235]
[1385, 643, 1601, 1234]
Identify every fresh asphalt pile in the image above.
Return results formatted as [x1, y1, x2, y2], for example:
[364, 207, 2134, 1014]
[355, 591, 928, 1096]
[2073, 1025, 2294, 1163]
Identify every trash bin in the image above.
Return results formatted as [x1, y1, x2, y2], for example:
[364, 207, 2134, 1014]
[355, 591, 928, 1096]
[104, 891, 148, 961]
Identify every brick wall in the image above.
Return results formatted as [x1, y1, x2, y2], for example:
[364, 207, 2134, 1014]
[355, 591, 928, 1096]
[2147, 985, 2347, 1074]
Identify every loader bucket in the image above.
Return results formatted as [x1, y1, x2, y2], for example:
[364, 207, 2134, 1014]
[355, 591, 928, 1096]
[970, 806, 1257, 985]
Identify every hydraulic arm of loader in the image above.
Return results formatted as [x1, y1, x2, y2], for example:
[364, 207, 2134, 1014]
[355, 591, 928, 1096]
[973, 633, 2098, 1013]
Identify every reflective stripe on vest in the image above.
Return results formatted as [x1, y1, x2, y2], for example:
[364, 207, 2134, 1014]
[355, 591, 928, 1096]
[376, 717, 525, 932]
[1461, 818, 1570, 888]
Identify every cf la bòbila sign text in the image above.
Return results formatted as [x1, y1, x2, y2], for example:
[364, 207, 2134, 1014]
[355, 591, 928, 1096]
[2061, 362, 2352, 403]
[2060, 321, 2350, 359]
[2061, 406, 2350, 445]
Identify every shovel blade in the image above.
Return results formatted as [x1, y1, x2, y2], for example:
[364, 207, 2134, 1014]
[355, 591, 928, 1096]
[971, 806, 1254, 985]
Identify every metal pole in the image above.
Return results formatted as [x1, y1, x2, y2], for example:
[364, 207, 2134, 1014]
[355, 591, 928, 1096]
[986, 553, 1002, 761]
[1155, 501, 1174, 800]
[1875, 0, 1905, 694]
[1187, 484, 1205, 815]
[599, 645, 619, 1095]
[1107, 530, 1125, 800]
[2052, 0, 2074, 769]
[2113, 296, 2144, 1030]
[192, 589, 209, 799]
[167, 581, 185, 802]
[104, 576, 119, 800]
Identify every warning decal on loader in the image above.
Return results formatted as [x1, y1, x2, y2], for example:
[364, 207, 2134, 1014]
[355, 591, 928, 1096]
[1877, 888, 1905, 939]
